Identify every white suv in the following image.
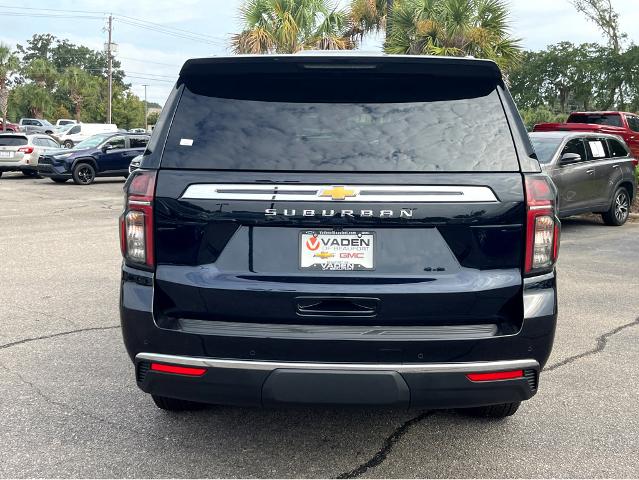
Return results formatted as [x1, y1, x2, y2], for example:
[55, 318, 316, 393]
[0, 133, 61, 178]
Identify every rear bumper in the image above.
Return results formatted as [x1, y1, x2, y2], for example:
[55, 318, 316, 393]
[121, 266, 556, 408]
[0, 158, 29, 171]
[135, 353, 539, 408]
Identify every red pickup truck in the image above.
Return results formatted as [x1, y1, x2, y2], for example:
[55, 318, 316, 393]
[534, 111, 639, 157]
[0, 118, 20, 133]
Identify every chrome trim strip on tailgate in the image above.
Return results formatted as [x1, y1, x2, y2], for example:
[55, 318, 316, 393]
[175, 319, 499, 341]
[136, 353, 538, 373]
[181, 184, 499, 203]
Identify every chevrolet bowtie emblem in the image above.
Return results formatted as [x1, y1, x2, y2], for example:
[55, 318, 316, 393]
[319, 186, 357, 201]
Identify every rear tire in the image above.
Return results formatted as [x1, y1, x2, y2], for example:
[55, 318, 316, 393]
[63, 140, 74, 149]
[151, 394, 205, 412]
[602, 187, 630, 226]
[72, 162, 96, 185]
[461, 402, 521, 419]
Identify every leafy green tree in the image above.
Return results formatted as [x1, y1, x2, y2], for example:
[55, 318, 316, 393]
[147, 111, 160, 126]
[508, 41, 633, 114]
[59, 67, 97, 121]
[113, 91, 145, 130]
[9, 83, 53, 118]
[0, 42, 19, 130]
[385, 0, 521, 70]
[231, 0, 353, 54]
[16, 34, 125, 84]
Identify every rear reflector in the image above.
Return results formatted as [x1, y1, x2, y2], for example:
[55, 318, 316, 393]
[466, 370, 524, 382]
[150, 363, 206, 376]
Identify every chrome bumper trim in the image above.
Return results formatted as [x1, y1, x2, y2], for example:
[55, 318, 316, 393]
[136, 353, 539, 374]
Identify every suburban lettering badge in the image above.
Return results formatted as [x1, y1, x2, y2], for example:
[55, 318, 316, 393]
[265, 208, 415, 218]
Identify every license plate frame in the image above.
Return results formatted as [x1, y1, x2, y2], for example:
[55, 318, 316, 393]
[299, 230, 375, 271]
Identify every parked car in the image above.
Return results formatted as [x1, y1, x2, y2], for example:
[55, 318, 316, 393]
[57, 123, 118, 149]
[534, 111, 639, 158]
[18, 118, 55, 134]
[128, 154, 142, 175]
[0, 117, 20, 132]
[0, 133, 61, 178]
[38, 132, 149, 184]
[55, 119, 77, 127]
[128, 128, 146, 134]
[530, 131, 637, 226]
[120, 54, 560, 416]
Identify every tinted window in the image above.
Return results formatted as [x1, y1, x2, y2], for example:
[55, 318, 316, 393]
[562, 138, 588, 162]
[163, 75, 518, 172]
[608, 139, 629, 157]
[626, 115, 639, 133]
[585, 139, 609, 159]
[0, 136, 28, 146]
[105, 136, 126, 149]
[129, 136, 149, 148]
[69, 125, 81, 134]
[568, 114, 622, 127]
[530, 137, 562, 163]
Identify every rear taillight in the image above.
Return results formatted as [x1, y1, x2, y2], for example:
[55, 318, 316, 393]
[119, 170, 157, 268]
[524, 175, 560, 274]
[17, 146, 34, 154]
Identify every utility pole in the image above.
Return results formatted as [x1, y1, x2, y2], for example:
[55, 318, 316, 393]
[107, 14, 113, 124]
[142, 84, 149, 131]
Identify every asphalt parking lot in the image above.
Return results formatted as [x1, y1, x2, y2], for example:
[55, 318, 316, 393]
[1, 172, 638, 478]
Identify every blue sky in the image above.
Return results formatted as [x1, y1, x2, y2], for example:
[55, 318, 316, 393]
[1, 0, 638, 104]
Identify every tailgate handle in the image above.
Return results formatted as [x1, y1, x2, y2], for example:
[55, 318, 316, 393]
[296, 297, 379, 317]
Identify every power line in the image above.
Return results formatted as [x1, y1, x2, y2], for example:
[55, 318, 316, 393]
[125, 71, 176, 79]
[125, 75, 175, 84]
[117, 56, 183, 67]
[114, 18, 226, 46]
[0, 5, 228, 46]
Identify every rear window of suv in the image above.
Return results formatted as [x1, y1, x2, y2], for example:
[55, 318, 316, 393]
[162, 74, 518, 172]
[0, 135, 28, 146]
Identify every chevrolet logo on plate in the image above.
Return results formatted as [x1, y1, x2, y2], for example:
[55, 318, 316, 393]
[314, 252, 334, 259]
[319, 186, 357, 201]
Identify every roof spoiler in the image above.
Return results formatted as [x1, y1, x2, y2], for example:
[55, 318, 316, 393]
[180, 55, 502, 80]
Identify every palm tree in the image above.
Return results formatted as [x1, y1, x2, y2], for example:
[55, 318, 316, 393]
[231, 0, 354, 54]
[60, 67, 95, 121]
[350, 0, 395, 39]
[0, 43, 19, 131]
[385, 0, 521, 70]
[25, 58, 57, 89]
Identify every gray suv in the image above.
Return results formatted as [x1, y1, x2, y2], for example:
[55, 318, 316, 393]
[19, 118, 55, 134]
[530, 132, 637, 226]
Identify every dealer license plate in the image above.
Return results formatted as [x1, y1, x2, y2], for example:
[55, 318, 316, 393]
[300, 231, 374, 271]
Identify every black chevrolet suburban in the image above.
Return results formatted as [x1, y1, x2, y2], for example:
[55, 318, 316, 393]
[120, 54, 560, 418]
